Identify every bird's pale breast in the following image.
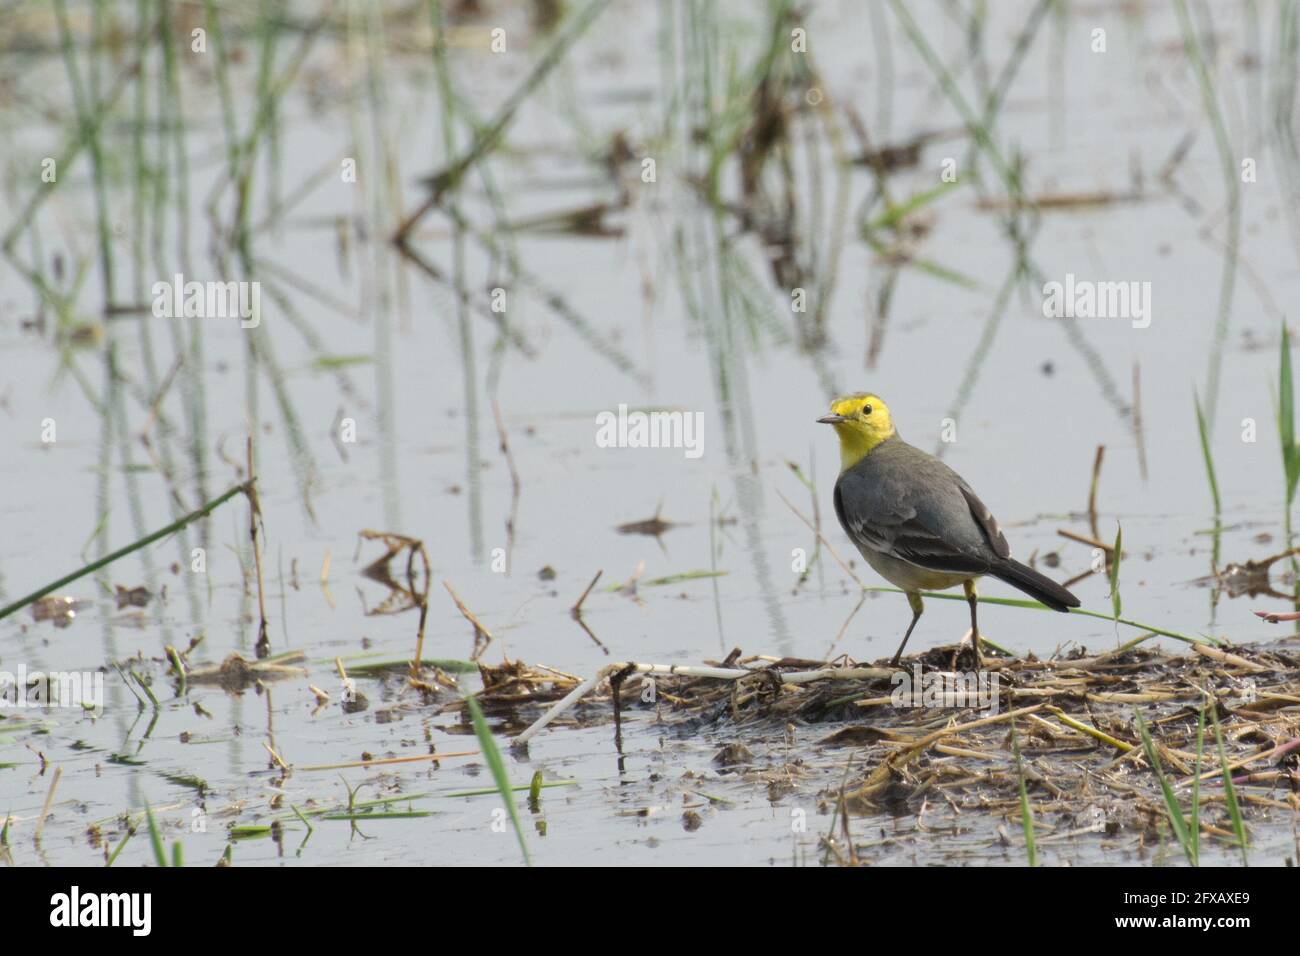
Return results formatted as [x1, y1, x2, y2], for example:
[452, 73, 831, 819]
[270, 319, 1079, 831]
[856, 544, 977, 592]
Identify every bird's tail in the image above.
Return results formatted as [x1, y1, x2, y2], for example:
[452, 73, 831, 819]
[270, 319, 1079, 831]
[991, 559, 1080, 612]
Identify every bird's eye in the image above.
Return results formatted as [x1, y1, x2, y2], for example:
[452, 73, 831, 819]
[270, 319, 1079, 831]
[861, 404, 872, 416]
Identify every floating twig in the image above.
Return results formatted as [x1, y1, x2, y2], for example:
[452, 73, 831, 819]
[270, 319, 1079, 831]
[247, 437, 271, 659]
[443, 581, 493, 660]
[572, 570, 602, 615]
[569, 570, 608, 653]
[33, 767, 62, 843]
[1087, 445, 1105, 541]
[1058, 528, 1117, 554]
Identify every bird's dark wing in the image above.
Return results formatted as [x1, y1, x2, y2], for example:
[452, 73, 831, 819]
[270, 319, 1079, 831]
[957, 482, 1010, 559]
[833, 439, 1006, 575]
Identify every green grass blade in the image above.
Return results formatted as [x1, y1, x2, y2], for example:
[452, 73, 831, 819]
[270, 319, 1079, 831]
[1209, 704, 1248, 864]
[1194, 392, 1221, 515]
[864, 237, 983, 290]
[229, 824, 275, 839]
[290, 803, 315, 835]
[640, 570, 727, 587]
[132, 670, 159, 710]
[865, 180, 962, 233]
[105, 825, 133, 867]
[1109, 523, 1123, 622]
[1134, 709, 1196, 865]
[0, 480, 252, 623]
[166, 645, 188, 697]
[465, 695, 531, 866]
[442, 780, 577, 799]
[1191, 706, 1204, 865]
[871, 586, 1220, 646]
[144, 803, 168, 868]
[1010, 721, 1037, 866]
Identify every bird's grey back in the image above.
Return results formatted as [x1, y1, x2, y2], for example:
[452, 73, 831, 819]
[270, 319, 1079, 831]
[834, 435, 1008, 571]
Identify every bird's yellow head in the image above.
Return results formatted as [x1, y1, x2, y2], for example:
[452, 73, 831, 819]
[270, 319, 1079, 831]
[818, 393, 897, 470]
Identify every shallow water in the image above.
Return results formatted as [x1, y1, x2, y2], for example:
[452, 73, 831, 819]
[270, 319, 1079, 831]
[1, 0, 1298, 866]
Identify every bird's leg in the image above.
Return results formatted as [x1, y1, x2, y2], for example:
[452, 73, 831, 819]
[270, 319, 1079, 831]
[963, 579, 983, 669]
[890, 592, 924, 666]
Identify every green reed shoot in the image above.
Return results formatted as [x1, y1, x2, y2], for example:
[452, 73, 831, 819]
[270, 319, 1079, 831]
[1135, 709, 1197, 866]
[465, 694, 531, 866]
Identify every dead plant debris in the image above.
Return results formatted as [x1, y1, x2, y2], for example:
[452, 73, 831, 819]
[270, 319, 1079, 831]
[448, 639, 1300, 858]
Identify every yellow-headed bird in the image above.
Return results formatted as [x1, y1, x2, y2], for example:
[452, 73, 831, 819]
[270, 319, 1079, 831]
[819, 392, 1079, 665]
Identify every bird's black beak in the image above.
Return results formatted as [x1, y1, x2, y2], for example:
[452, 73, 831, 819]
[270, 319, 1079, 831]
[817, 414, 847, 424]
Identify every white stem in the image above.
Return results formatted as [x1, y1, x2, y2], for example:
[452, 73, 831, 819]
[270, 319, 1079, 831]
[511, 665, 618, 746]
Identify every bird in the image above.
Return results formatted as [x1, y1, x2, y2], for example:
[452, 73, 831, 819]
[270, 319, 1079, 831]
[818, 392, 1079, 666]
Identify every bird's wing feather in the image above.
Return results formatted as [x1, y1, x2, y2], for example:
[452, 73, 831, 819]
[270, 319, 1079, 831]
[834, 440, 1005, 574]
[957, 482, 1010, 558]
